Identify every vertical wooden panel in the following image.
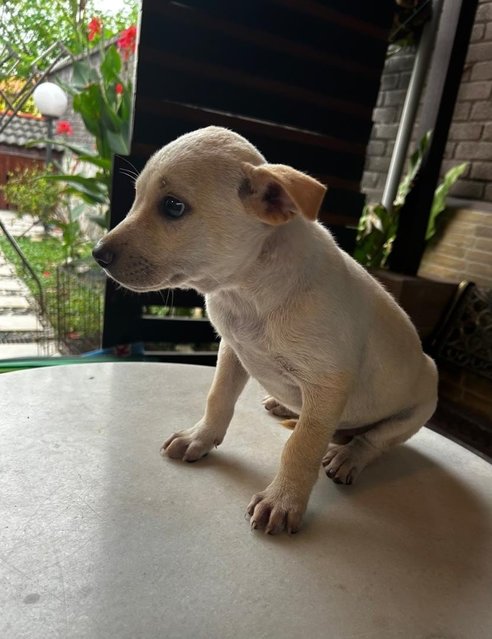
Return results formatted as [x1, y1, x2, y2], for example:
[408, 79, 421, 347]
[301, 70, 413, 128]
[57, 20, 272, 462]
[103, 0, 395, 357]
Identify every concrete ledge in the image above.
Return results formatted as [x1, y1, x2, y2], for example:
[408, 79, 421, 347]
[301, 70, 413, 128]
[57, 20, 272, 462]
[0, 315, 40, 331]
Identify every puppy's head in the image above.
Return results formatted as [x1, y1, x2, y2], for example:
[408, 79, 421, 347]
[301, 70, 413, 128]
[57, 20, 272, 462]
[93, 126, 326, 293]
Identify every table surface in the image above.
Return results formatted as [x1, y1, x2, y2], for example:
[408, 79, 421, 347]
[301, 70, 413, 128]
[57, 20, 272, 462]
[1, 362, 491, 639]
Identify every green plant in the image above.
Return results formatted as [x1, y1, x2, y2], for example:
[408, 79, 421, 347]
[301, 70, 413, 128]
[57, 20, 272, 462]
[0, 236, 100, 349]
[55, 201, 89, 262]
[354, 133, 468, 268]
[2, 165, 60, 227]
[35, 18, 136, 228]
[0, 0, 138, 78]
[2, 165, 89, 261]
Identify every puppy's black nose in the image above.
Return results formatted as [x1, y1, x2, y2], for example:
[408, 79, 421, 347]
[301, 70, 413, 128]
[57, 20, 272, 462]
[92, 243, 114, 268]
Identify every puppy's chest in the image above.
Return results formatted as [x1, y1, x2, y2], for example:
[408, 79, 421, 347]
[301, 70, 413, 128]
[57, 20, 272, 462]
[207, 298, 298, 385]
[211, 305, 267, 352]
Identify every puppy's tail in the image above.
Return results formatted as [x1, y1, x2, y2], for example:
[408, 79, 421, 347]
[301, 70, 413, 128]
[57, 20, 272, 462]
[281, 419, 297, 430]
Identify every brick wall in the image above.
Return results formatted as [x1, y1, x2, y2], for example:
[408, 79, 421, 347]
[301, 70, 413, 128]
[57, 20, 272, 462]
[447, 0, 492, 201]
[418, 0, 492, 291]
[362, 0, 492, 204]
[361, 0, 492, 289]
[361, 1, 492, 430]
[439, 362, 492, 423]
[419, 205, 492, 287]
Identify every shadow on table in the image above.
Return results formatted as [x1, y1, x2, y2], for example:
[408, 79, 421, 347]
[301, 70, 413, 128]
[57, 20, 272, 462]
[167, 450, 274, 492]
[99, 370, 492, 638]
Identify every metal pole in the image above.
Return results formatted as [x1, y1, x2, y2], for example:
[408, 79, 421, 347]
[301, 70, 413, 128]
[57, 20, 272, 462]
[381, 0, 445, 212]
[387, 0, 479, 275]
[46, 116, 53, 165]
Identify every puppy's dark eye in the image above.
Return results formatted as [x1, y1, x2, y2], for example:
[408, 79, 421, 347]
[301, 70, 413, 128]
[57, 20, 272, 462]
[160, 196, 186, 219]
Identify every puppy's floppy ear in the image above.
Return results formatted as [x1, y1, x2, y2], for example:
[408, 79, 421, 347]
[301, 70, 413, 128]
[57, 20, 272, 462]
[239, 162, 327, 225]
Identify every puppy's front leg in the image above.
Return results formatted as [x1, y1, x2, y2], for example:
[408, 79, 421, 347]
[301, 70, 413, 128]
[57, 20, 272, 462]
[248, 376, 349, 534]
[161, 341, 249, 462]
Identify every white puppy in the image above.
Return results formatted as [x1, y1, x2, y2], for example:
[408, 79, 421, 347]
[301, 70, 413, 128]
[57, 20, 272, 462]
[93, 126, 438, 535]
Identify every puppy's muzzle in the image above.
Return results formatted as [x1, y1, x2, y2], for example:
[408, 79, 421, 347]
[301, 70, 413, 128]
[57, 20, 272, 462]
[92, 241, 115, 268]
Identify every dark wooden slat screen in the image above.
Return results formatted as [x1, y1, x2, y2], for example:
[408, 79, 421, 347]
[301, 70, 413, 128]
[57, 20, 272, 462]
[103, 0, 395, 362]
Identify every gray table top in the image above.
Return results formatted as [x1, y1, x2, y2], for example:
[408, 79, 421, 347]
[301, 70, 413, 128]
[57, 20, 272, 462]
[1, 362, 491, 639]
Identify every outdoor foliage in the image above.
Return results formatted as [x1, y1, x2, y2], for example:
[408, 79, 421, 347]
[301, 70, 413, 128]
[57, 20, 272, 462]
[3, 3, 138, 234]
[0, 78, 38, 115]
[354, 133, 468, 268]
[0, 5, 139, 353]
[3, 165, 60, 227]
[41, 21, 137, 228]
[2, 165, 89, 261]
[0, 237, 102, 352]
[0, 0, 138, 78]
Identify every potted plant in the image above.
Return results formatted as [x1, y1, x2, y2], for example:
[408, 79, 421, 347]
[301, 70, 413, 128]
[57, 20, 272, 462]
[354, 134, 468, 345]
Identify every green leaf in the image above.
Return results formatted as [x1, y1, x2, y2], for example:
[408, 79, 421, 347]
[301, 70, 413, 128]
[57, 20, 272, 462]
[69, 203, 88, 221]
[42, 172, 106, 190]
[72, 60, 98, 90]
[42, 174, 108, 204]
[100, 44, 122, 83]
[355, 203, 389, 267]
[73, 85, 105, 137]
[105, 129, 129, 155]
[354, 201, 401, 268]
[368, 210, 384, 233]
[77, 155, 112, 170]
[89, 213, 110, 229]
[100, 99, 122, 131]
[395, 130, 432, 206]
[65, 186, 107, 206]
[26, 138, 107, 166]
[426, 162, 468, 241]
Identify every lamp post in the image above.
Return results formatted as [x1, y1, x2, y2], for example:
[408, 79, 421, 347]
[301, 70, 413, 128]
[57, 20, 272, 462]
[32, 82, 68, 166]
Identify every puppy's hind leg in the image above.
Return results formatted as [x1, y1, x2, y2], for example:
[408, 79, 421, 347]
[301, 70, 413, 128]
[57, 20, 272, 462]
[262, 396, 299, 419]
[322, 398, 437, 485]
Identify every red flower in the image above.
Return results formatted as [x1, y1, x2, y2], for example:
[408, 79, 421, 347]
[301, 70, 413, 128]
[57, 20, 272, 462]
[42, 271, 51, 277]
[117, 25, 137, 60]
[88, 17, 102, 41]
[115, 83, 124, 95]
[56, 120, 73, 135]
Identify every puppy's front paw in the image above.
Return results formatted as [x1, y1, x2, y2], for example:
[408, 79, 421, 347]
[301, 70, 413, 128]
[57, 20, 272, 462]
[247, 484, 307, 535]
[161, 424, 221, 462]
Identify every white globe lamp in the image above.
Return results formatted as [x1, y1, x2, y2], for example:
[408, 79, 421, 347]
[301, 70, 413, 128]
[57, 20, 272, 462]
[33, 82, 68, 118]
[33, 82, 68, 164]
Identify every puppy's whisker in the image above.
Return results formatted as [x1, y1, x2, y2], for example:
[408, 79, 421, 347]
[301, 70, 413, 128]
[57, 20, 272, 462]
[158, 288, 171, 316]
[119, 167, 138, 177]
[156, 287, 175, 317]
[119, 168, 138, 183]
[119, 156, 140, 177]
[170, 289, 175, 316]
[119, 170, 137, 180]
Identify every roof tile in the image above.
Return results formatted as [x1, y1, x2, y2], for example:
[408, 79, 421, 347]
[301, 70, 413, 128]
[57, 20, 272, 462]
[0, 113, 54, 150]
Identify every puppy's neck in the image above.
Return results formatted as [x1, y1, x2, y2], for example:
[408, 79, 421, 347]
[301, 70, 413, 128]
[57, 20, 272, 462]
[229, 216, 329, 312]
